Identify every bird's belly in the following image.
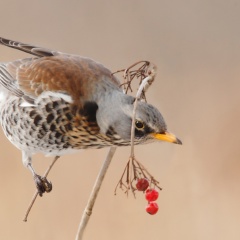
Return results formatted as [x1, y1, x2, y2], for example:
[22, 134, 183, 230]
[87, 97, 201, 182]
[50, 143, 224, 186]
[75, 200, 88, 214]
[0, 96, 110, 156]
[0, 101, 69, 155]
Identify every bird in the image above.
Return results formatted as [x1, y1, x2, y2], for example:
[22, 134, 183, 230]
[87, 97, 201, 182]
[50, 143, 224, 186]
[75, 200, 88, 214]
[0, 37, 182, 196]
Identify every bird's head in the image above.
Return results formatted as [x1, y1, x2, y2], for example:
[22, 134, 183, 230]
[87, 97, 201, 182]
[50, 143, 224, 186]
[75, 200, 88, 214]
[96, 93, 182, 146]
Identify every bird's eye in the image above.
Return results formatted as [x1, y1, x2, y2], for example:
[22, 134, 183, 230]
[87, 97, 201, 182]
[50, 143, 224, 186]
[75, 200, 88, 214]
[135, 120, 144, 129]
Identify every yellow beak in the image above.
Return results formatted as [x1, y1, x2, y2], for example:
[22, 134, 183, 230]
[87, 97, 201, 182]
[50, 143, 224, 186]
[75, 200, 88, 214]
[152, 131, 182, 145]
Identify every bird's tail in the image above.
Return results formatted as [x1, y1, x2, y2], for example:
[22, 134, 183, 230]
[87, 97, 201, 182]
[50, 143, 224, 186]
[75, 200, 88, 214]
[0, 37, 57, 58]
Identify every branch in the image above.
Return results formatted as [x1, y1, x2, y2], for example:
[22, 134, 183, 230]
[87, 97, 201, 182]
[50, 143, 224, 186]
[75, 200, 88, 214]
[130, 75, 154, 157]
[23, 156, 59, 222]
[75, 146, 117, 240]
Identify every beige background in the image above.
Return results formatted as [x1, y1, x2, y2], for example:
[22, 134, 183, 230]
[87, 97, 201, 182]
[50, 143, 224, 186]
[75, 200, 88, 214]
[0, 0, 239, 239]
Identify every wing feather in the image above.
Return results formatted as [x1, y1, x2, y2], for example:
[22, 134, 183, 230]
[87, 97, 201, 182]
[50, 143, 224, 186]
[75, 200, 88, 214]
[0, 37, 121, 104]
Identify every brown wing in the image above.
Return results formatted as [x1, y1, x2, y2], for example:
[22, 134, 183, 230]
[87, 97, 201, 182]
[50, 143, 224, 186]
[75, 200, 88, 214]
[0, 37, 120, 104]
[7, 55, 120, 103]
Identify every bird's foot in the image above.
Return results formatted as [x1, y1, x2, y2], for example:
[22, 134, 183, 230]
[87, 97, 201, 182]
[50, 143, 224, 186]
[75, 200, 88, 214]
[33, 174, 52, 197]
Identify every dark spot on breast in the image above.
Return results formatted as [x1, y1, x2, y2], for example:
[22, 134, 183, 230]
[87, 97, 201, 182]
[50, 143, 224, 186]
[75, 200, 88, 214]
[63, 107, 69, 112]
[63, 143, 70, 149]
[47, 113, 54, 123]
[37, 133, 44, 139]
[50, 123, 56, 131]
[45, 103, 52, 112]
[55, 139, 60, 144]
[55, 132, 62, 139]
[29, 110, 37, 118]
[13, 116, 18, 124]
[65, 112, 72, 121]
[57, 109, 62, 115]
[59, 125, 66, 133]
[52, 101, 59, 108]
[89, 137, 97, 142]
[34, 115, 42, 125]
[39, 129, 46, 135]
[65, 123, 73, 131]
[5, 126, 11, 136]
[56, 116, 62, 124]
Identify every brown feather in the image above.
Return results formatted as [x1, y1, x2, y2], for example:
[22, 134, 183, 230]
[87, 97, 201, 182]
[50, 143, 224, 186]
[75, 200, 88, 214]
[6, 54, 120, 104]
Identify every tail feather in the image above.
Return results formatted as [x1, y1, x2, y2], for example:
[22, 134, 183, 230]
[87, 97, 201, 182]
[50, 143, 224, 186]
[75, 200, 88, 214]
[0, 37, 57, 57]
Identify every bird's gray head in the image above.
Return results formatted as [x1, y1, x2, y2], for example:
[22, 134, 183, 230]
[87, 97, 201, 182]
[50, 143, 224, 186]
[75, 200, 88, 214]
[96, 92, 182, 146]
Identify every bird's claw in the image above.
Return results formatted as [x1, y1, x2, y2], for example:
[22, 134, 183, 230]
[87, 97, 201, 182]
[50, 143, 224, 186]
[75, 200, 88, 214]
[33, 175, 52, 197]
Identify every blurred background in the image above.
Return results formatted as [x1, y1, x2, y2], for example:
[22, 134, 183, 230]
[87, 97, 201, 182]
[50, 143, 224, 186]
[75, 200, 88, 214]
[0, 0, 239, 239]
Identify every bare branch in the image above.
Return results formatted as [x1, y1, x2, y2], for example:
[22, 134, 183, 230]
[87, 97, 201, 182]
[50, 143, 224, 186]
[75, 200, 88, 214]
[23, 156, 59, 222]
[75, 147, 117, 240]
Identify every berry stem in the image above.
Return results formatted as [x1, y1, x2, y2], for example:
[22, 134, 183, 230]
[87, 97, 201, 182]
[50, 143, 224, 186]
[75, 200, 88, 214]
[115, 155, 162, 195]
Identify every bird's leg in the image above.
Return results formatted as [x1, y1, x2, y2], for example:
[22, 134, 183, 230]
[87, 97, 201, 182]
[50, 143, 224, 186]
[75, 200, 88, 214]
[27, 163, 52, 197]
[22, 151, 52, 197]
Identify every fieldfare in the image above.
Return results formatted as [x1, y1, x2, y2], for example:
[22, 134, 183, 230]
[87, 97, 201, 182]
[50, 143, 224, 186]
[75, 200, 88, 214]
[0, 37, 181, 196]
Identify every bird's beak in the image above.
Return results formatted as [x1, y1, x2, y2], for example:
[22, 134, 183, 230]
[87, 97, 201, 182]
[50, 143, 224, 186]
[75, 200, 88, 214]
[152, 131, 182, 145]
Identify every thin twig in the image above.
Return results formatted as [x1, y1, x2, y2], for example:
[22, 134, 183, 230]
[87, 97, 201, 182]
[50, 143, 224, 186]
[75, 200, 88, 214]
[23, 156, 60, 222]
[130, 76, 153, 157]
[75, 146, 117, 240]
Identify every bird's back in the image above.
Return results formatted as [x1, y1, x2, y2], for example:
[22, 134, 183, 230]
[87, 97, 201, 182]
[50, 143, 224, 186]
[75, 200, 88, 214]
[0, 37, 121, 105]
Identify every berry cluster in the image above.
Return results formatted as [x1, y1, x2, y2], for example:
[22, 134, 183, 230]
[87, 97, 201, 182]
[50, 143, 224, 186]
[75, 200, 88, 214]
[136, 178, 159, 215]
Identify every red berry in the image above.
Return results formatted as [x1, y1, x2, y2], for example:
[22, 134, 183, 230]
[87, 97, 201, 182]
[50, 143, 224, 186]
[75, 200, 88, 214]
[145, 189, 159, 201]
[136, 178, 149, 191]
[146, 202, 159, 215]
